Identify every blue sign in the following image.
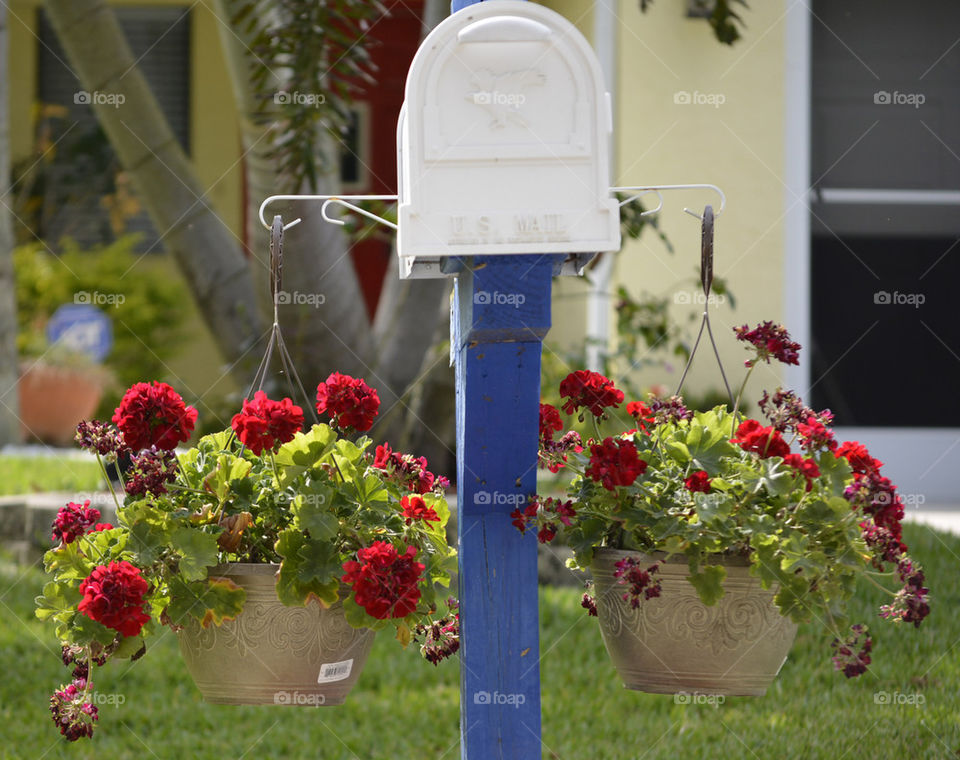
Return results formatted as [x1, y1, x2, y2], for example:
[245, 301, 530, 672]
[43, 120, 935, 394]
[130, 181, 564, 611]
[46, 304, 113, 362]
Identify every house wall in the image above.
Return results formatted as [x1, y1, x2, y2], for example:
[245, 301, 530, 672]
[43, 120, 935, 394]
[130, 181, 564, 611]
[6, 1, 242, 406]
[544, 0, 790, 403]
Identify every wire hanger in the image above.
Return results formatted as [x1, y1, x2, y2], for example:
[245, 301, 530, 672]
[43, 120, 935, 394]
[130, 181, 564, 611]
[673, 204, 734, 407]
[245, 214, 319, 422]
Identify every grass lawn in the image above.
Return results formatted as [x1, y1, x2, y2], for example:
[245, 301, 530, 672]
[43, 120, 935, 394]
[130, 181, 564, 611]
[1, 522, 957, 759]
[0, 456, 103, 496]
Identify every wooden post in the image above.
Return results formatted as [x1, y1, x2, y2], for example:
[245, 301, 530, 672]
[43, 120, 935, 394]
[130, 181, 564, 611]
[454, 254, 556, 759]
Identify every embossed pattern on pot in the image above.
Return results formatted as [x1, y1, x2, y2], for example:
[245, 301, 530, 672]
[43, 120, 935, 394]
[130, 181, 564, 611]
[592, 549, 798, 696]
[177, 564, 375, 705]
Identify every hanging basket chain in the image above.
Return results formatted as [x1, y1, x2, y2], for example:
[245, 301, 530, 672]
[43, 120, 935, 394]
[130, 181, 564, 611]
[673, 206, 735, 408]
[245, 215, 320, 425]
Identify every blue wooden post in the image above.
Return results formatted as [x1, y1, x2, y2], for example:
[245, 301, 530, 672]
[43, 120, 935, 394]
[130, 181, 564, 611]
[454, 253, 556, 758]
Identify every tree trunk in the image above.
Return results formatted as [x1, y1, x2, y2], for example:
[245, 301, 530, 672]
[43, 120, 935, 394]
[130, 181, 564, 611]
[211, 0, 373, 391]
[0, 5, 21, 446]
[42, 0, 265, 386]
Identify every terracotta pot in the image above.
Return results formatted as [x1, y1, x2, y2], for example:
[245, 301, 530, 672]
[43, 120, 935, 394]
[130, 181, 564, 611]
[592, 548, 798, 696]
[177, 564, 375, 705]
[18, 361, 105, 446]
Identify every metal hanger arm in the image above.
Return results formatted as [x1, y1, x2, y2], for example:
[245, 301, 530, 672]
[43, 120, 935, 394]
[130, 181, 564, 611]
[258, 194, 398, 231]
[611, 183, 726, 218]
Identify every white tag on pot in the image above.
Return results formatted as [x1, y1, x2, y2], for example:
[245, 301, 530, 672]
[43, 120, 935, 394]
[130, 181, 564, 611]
[317, 659, 353, 683]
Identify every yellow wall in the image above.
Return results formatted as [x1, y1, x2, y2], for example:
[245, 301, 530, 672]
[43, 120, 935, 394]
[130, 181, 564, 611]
[544, 0, 788, 402]
[6, 1, 242, 405]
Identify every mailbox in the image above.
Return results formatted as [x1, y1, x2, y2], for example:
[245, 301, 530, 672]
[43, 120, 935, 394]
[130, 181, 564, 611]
[397, 0, 621, 278]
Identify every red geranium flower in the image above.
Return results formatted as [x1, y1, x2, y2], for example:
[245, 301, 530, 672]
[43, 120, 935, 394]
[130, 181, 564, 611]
[732, 419, 791, 459]
[796, 415, 837, 452]
[783, 453, 821, 491]
[626, 401, 654, 431]
[559, 371, 624, 418]
[734, 321, 801, 366]
[400, 494, 441, 525]
[837, 441, 883, 474]
[585, 437, 647, 491]
[231, 391, 304, 456]
[316, 373, 380, 432]
[112, 382, 197, 451]
[77, 561, 151, 637]
[684, 470, 712, 493]
[372, 443, 450, 494]
[51, 501, 102, 545]
[539, 403, 564, 443]
[341, 541, 424, 619]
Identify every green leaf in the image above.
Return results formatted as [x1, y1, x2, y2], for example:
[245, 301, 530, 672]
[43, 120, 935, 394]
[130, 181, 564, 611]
[274, 530, 340, 607]
[757, 457, 798, 497]
[35, 581, 81, 622]
[166, 576, 246, 628]
[292, 490, 339, 540]
[687, 563, 727, 606]
[275, 424, 338, 470]
[296, 540, 341, 586]
[170, 527, 219, 582]
[71, 610, 119, 645]
[816, 451, 853, 495]
[207, 454, 253, 502]
[342, 595, 387, 631]
[43, 542, 93, 581]
[112, 634, 146, 659]
[126, 520, 170, 566]
[676, 409, 738, 471]
[692, 492, 734, 524]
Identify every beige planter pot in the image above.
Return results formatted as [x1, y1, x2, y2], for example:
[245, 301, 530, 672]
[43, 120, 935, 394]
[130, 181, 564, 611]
[177, 564, 375, 705]
[592, 548, 798, 696]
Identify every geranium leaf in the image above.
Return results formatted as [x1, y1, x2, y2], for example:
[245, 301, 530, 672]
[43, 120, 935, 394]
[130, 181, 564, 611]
[687, 564, 726, 605]
[166, 576, 245, 628]
[170, 527, 219, 582]
[275, 424, 338, 468]
[126, 520, 170, 566]
[71, 608, 118, 645]
[692, 492, 734, 523]
[274, 529, 340, 607]
[35, 580, 81, 622]
[295, 539, 341, 585]
[292, 491, 339, 540]
[43, 542, 93, 581]
[112, 633, 146, 659]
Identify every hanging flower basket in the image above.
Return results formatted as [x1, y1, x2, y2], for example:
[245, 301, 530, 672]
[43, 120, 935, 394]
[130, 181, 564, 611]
[592, 549, 797, 696]
[177, 564, 375, 705]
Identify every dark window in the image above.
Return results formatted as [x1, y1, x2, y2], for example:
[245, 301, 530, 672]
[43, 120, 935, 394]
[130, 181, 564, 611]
[33, 7, 191, 250]
[809, 0, 960, 427]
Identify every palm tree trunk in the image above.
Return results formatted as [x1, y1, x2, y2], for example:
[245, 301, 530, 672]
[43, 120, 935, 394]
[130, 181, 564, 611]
[211, 0, 373, 389]
[42, 0, 265, 385]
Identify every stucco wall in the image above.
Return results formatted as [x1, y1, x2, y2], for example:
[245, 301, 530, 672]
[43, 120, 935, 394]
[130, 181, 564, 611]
[544, 0, 788, 401]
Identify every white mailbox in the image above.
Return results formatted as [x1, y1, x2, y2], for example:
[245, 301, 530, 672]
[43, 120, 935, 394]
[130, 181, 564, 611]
[397, 0, 621, 278]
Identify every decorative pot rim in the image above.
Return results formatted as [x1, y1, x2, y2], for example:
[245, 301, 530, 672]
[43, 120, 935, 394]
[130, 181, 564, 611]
[207, 562, 280, 577]
[594, 546, 752, 568]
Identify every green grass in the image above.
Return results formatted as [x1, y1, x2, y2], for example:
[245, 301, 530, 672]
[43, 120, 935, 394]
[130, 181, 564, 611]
[0, 456, 103, 496]
[1, 523, 958, 759]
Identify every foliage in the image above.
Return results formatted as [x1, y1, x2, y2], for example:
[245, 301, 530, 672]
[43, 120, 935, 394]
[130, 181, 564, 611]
[641, 0, 750, 45]
[526, 324, 930, 678]
[35, 377, 457, 739]
[235, 0, 387, 192]
[12, 237, 189, 416]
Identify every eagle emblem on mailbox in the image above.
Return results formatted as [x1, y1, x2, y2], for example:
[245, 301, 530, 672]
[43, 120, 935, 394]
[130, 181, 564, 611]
[466, 68, 546, 129]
